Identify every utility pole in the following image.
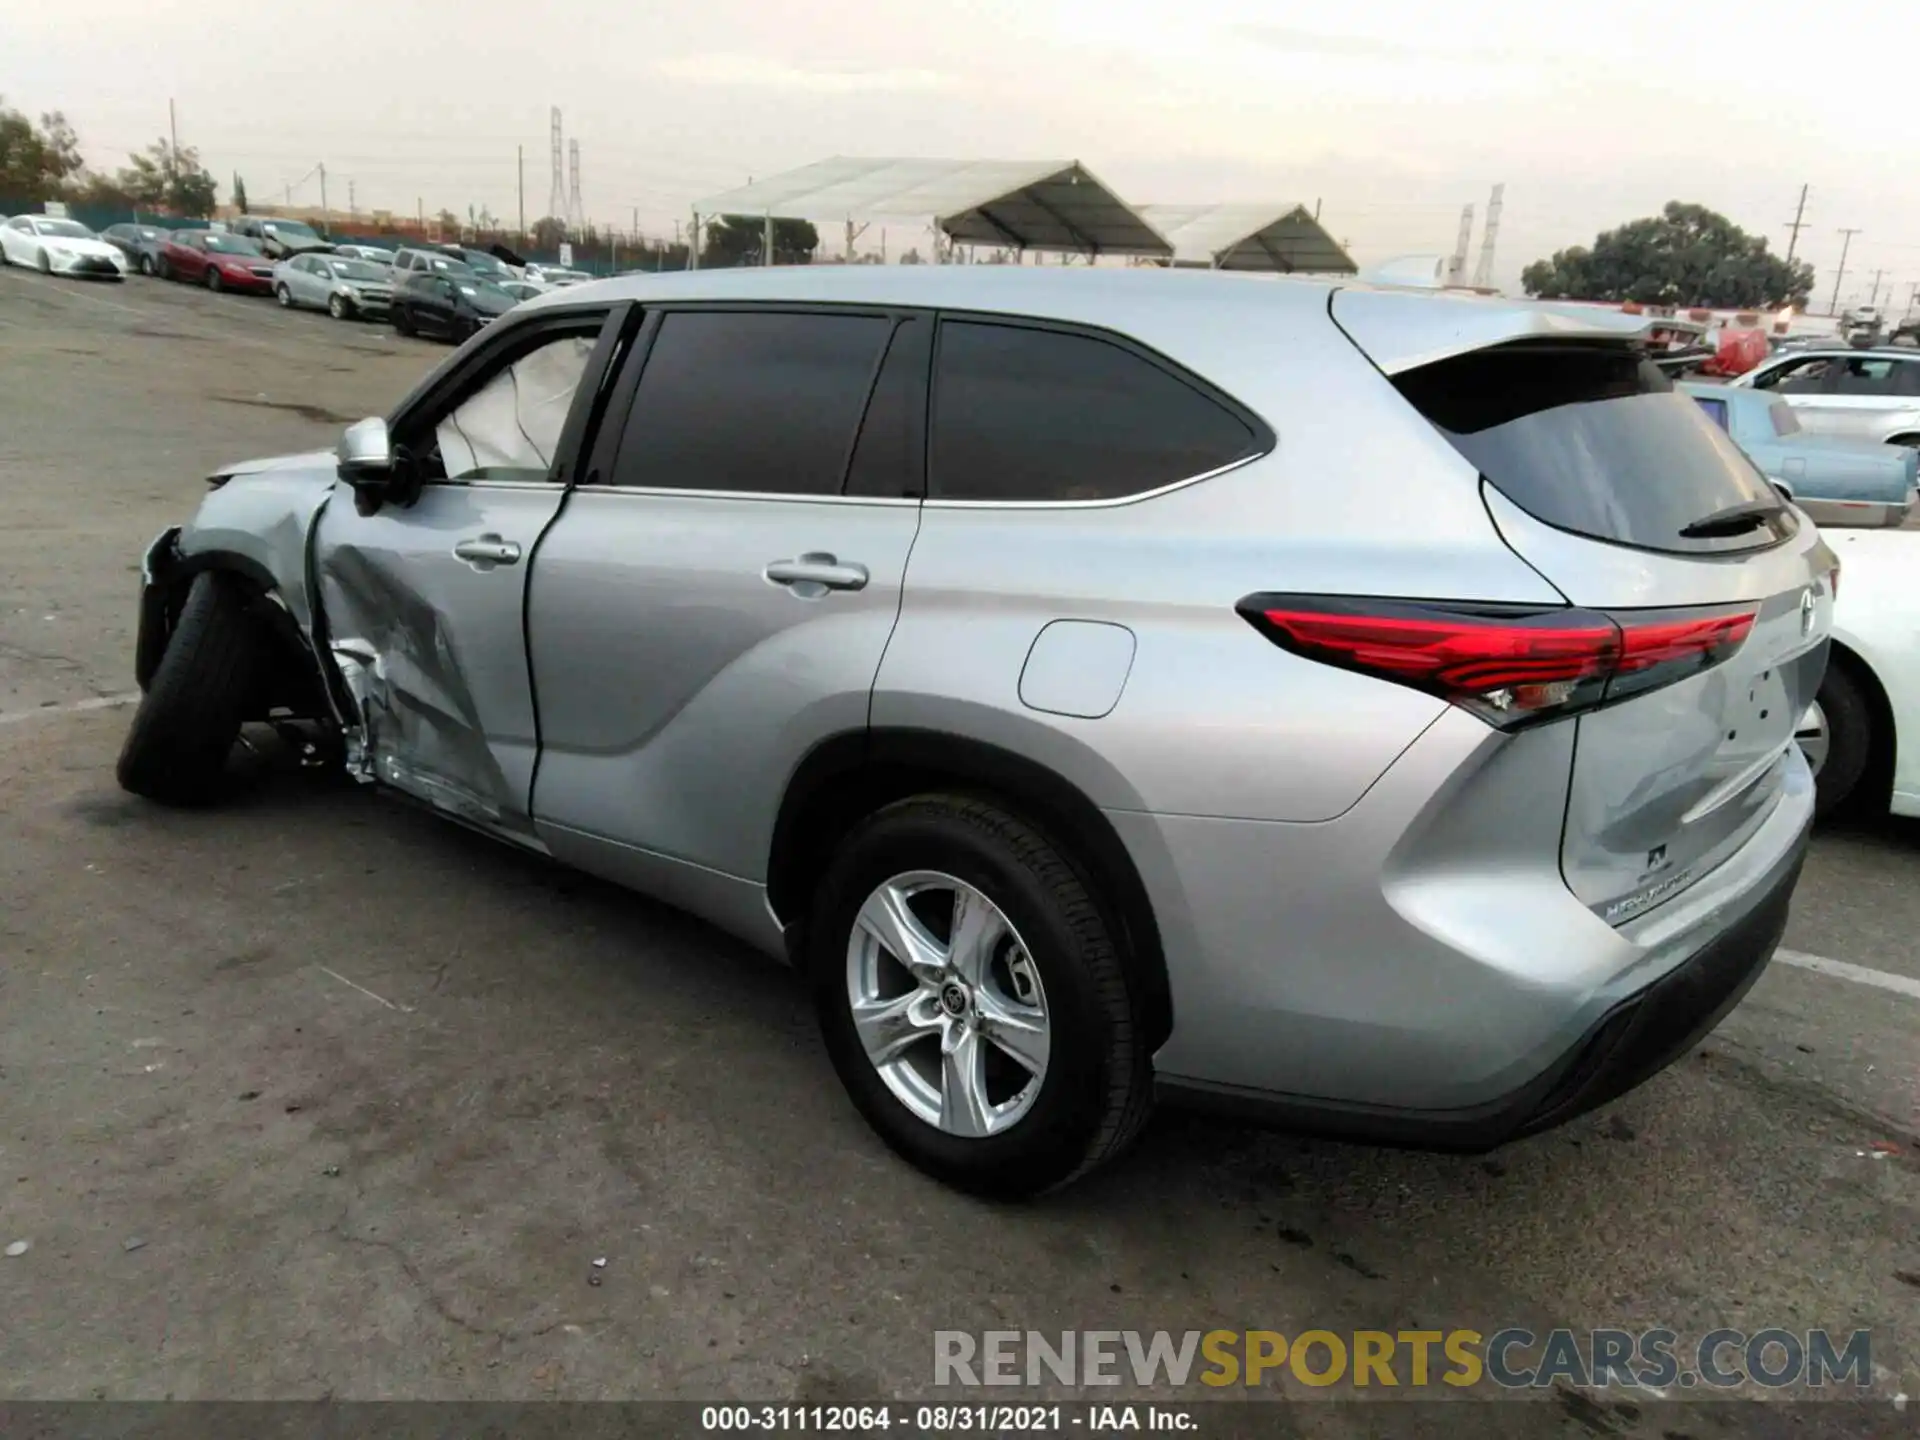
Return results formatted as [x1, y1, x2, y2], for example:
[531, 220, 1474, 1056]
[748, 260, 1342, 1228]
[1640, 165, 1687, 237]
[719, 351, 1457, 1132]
[1867, 269, 1885, 309]
[517, 145, 525, 239]
[318, 163, 327, 231]
[347, 178, 355, 221]
[689, 211, 700, 270]
[1831, 228, 1862, 316]
[168, 99, 179, 166]
[1908, 281, 1920, 315]
[764, 212, 774, 267]
[1783, 184, 1809, 265]
[1314, 197, 1321, 222]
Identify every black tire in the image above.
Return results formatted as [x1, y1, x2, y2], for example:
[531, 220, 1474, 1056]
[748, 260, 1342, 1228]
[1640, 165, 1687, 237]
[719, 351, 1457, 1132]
[116, 572, 264, 807]
[206, 267, 222, 292]
[809, 795, 1153, 1198]
[392, 305, 413, 337]
[156, 256, 172, 281]
[139, 253, 156, 276]
[276, 283, 293, 308]
[328, 293, 350, 321]
[1809, 662, 1875, 820]
[37, 248, 51, 274]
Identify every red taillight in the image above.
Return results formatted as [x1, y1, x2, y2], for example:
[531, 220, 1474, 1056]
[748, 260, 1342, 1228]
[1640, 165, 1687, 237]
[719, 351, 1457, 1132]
[1239, 596, 1757, 729]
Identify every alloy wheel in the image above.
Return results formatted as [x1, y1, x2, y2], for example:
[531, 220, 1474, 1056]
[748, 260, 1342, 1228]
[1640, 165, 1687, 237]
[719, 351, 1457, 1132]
[845, 870, 1051, 1138]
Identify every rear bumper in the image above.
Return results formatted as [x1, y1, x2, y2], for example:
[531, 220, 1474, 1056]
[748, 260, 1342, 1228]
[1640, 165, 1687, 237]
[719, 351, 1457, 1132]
[1124, 702, 1815, 1142]
[1156, 829, 1804, 1149]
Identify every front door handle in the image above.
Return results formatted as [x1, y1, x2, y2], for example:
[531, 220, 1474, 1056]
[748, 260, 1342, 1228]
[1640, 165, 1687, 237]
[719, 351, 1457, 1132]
[764, 553, 869, 595]
[453, 534, 523, 569]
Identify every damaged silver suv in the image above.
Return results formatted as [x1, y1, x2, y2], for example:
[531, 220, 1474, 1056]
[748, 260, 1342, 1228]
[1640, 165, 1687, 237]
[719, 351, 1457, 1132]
[120, 267, 1831, 1196]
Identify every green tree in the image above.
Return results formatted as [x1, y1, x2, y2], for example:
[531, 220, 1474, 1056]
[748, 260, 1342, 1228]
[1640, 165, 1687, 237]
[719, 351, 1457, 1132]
[117, 139, 217, 217]
[1522, 202, 1812, 308]
[701, 213, 819, 267]
[0, 98, 83, 200]
[531, 215, 567, 251]
[233, 173, 249, 213]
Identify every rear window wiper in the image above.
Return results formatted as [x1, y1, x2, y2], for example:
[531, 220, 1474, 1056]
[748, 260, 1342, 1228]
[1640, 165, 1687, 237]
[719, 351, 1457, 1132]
[1678, 499, 1781, 539]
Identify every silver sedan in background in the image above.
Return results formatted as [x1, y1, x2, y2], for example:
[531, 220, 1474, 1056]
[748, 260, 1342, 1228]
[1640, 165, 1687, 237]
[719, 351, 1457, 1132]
[272, 253, 395, 321]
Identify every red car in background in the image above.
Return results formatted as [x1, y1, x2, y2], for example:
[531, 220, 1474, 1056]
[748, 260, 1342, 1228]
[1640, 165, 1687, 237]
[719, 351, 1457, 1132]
[156, 230, 277, 294]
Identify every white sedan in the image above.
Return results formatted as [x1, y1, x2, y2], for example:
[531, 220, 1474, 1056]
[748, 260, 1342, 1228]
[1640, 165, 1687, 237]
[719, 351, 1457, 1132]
[1800, 525, 1920, 818]
[0, 215, 130, 279]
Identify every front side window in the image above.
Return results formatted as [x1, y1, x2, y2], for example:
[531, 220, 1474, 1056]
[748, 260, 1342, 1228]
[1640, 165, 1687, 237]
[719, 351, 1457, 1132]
[609, 310, 893, 496]
[929, 321, 1261, 502]
[429, 331, 599, 484]
[1832, 357, 1897, 395]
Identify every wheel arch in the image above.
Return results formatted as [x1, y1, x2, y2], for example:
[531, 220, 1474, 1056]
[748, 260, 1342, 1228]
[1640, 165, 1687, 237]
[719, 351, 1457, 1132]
[767, 728, 1173, 1052]
[1827, 638, 1898, 807]
[139, 545, 329, 719]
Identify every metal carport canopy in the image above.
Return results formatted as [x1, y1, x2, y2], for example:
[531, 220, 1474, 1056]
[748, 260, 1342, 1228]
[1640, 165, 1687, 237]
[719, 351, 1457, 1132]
[1137, 203, 1357, 273]
[692, 158, 1174, 258]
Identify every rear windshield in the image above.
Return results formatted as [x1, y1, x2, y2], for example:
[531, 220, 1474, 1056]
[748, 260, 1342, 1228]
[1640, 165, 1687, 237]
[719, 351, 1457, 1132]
[1395, 343, 1794, 555]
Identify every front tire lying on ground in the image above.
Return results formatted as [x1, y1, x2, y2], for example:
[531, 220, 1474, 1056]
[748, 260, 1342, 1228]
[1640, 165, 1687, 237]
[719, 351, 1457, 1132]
[116, 571, 264, 806]
[809, 795, 1154, 1198]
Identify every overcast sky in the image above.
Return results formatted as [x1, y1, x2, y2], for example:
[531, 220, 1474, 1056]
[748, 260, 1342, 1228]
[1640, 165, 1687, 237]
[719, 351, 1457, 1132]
[7, 0, 1918, 306]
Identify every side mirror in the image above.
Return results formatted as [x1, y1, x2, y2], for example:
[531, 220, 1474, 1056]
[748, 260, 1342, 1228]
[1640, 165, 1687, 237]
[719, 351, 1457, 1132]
[338, 417, 394, 491]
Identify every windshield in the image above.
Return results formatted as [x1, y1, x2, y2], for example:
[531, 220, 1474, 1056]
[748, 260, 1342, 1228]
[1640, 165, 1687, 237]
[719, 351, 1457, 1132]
[268, 220, 320, 239]
[328, 259, 388, 282]
[36, 219, 93, 238]
[204, 234, 265, 255]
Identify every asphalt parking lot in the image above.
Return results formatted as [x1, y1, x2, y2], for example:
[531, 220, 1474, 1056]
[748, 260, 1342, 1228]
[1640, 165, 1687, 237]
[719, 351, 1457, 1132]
[1, 266, 1916, 1432]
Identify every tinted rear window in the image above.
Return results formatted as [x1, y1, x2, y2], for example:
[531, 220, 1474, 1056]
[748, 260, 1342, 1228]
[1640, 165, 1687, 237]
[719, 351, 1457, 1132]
[930, 321, 1261, 502]
[1394, 343, 1793, 555]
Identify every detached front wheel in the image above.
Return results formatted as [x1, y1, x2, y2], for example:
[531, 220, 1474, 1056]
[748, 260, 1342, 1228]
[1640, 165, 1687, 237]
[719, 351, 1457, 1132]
[117, 571, 264, 806]
[810, 796, 1153, 1198]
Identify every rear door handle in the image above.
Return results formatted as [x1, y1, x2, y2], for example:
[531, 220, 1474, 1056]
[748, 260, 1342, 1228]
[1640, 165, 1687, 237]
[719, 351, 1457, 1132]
[764, 553, 869, 594]
[453, 534, 523, 568]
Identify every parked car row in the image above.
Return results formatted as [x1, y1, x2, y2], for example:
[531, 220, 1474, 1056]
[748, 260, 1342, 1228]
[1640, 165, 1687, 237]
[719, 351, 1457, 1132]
[3, 214, 580, 345]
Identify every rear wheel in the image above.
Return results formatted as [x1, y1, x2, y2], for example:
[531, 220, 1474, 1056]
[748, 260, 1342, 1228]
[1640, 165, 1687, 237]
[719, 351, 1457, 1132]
[809, 795, 1153, 1198]
[206, 267, 222, 292]
[116, 572, 265, 807]
[1800, 662, 1875, 819]
[392, 305, 413, 337]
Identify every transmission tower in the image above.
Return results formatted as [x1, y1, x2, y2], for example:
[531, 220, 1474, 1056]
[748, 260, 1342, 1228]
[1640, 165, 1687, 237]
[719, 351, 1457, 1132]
[546, 107, 566, 230]
[1471, 183, 1504, 289]
[567, 140, 585, 234]
[1445, 204, 1474, 287]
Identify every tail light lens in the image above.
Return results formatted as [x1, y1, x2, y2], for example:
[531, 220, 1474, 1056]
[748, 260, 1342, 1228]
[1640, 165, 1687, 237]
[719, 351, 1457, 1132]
[1239, 595, 1756, 730]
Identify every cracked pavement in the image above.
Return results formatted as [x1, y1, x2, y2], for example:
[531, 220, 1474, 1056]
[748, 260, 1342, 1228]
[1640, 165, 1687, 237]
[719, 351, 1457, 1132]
[0, 265, 1916, 1435]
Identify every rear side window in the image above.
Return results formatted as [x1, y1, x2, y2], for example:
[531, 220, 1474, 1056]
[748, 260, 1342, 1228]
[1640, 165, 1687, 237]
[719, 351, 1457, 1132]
[930, 321, 1262, 502]
[1692, 395, 1729, 430]
[612, 310, 892, 495]
[845, 317, 931, 499]
[1832, 357, 1896, 395]
[1395, 343, 1792, 555]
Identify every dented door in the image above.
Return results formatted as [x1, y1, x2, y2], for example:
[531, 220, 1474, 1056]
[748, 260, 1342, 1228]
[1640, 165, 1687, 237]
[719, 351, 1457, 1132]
[314, 481, 564, 840]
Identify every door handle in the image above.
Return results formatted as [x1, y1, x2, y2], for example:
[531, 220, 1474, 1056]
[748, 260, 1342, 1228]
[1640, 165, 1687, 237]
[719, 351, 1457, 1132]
[764, 553, 869, 594]
[453, 534, 523, 568]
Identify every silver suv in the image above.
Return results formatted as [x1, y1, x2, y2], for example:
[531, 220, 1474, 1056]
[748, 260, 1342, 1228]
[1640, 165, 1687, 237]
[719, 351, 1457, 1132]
[118, 268, 1833, 1196]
